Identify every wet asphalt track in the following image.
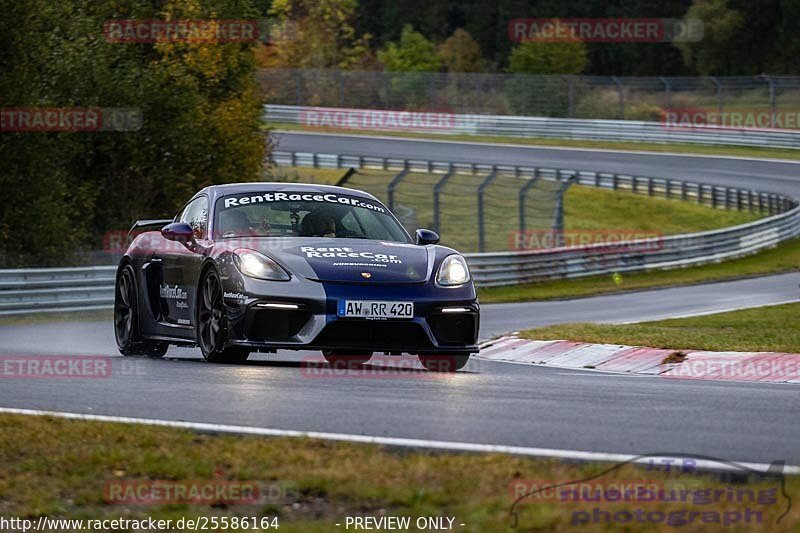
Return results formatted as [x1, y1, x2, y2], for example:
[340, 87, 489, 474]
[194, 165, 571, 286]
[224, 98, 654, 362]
[0, 135, 798, 467]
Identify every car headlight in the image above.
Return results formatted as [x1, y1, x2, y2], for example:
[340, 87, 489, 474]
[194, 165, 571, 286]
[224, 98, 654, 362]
[436, 255, 470, 286]
[233, 249, 290, 281]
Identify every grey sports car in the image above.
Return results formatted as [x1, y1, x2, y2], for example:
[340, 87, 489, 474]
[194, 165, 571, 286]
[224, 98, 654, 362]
[114, 182, 480, 371]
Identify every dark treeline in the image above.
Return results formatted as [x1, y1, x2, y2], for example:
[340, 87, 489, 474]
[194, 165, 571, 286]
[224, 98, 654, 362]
[352, 0, 800, 75]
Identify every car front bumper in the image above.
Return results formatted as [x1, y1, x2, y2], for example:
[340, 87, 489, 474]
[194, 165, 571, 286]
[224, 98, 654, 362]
[221, 275, 480, 355]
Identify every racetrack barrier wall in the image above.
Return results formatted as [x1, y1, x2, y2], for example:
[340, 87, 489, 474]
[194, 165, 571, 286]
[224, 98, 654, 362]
[265, 104, 800, 150]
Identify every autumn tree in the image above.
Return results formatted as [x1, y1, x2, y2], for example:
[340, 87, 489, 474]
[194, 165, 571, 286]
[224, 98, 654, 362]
[437, 29, 484, 73]
[0, 0, 266, 266]
[675, 0, 745, 75]
[262, 0, 373, 69]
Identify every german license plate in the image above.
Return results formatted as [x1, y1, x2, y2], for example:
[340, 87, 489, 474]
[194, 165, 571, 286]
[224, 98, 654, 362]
[338, 300, 414, 319]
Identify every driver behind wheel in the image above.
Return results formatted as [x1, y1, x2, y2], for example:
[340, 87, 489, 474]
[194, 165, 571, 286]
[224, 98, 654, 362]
[301, 211, 337, 238]
[220, 209, 268, 237]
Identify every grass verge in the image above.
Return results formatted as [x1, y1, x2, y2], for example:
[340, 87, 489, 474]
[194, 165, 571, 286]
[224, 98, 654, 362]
[479, 237, 800, 303]
[520, 302, 800, 353]
[269, 123, 800, 162]
[1, 413, 796, 531]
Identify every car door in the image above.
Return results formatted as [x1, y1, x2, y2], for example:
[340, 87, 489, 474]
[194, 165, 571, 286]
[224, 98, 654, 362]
[159, 195, 209, 326]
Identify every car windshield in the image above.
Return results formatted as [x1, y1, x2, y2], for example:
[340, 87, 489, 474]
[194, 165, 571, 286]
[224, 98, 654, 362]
[214, 191, 411, 243]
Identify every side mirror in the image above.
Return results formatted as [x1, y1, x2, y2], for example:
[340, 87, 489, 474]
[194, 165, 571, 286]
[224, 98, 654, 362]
[161, 222, 195, 244]
[415, 228, 440, 246]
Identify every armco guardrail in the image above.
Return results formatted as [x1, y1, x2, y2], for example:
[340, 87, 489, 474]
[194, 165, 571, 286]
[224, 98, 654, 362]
[265, 104, 800, 149]
[468, 206, 800, 286]
[2, 153, 798, 314]
[0, 266, 116, 315]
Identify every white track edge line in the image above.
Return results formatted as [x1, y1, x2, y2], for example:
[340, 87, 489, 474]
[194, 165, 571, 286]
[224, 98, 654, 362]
[1, 407, 797, 475]
[274, 130, 800, 165]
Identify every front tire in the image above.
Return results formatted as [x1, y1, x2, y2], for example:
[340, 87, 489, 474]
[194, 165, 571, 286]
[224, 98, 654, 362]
[418, 354, 469, 372]
[197, 268, 249, 364]
[114, 264, 168, 358]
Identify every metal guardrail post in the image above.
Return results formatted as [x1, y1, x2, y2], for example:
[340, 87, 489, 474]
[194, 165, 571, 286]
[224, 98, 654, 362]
[477, 168, 498, 253]
[518, 169, 540, 238]
[708, 76, 722, 113]
[552, 173, 577, 247]
[432, 166, 454, 234]
[611, 76, 625, 119]
[336, 168, 356, 187]
[659, 77, 671, 108]
[763, 75, 776, 128]
[387, 164, 410, 211]
[564, 75, 575, 117]
[337, 71, 344, 107]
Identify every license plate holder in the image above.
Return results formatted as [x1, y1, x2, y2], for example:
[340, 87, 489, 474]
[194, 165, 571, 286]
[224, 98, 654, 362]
[337, 300, 414, 319]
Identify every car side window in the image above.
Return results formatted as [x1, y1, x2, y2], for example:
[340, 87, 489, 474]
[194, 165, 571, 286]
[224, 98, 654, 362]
[179, 196, 208, 239]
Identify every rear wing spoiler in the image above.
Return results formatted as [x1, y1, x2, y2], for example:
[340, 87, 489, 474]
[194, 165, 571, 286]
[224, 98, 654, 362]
[128, 219, 173, 236]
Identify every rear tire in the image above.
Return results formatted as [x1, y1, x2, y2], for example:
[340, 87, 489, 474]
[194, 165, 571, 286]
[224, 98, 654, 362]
[197, 268, 249, 364]
[114, 264, 168, 358]
[322, 350, 373, 366]
[418, 354, 469, 372]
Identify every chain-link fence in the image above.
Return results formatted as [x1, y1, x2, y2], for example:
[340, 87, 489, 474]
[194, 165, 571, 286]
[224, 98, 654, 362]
[341, 167, 570, 253]
[259, 69, 800, 120]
